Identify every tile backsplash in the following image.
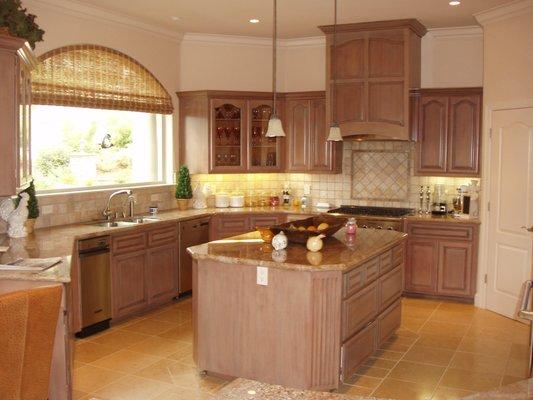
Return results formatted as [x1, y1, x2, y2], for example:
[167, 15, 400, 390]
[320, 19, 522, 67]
[0, 141, 477, 234]
[192, 141, 476, 210]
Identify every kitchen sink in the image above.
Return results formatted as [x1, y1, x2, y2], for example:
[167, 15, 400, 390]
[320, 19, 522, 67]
[90, 216, 160, 228]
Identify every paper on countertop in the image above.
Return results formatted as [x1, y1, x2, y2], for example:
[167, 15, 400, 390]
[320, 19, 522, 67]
[0, 246, 9, 253]
[0, 257, 62, 272]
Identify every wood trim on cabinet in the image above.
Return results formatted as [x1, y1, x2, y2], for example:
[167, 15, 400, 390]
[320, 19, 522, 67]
[319, 19, 427, 37]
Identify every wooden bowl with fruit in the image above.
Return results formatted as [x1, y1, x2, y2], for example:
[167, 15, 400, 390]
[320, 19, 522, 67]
[270, 215, 348, 244]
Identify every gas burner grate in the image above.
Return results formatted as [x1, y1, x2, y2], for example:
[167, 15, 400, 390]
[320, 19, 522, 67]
[328, 205, 413, 217]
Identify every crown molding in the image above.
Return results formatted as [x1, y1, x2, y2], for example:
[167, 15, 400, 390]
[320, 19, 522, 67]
[181, 33, 325, 48]
[474, 0, 533, 25]
[426, 26, 483, 38]
[23, 0, 183, 42]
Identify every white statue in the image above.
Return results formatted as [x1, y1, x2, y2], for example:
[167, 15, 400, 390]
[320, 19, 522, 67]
[0, 193, 30, 238]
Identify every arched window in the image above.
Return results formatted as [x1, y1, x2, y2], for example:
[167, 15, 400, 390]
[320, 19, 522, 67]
[32, 44, 173, 114]
[30, 45, 173, 192]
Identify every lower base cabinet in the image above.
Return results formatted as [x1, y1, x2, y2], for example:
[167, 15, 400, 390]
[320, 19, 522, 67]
[405, 221, 479, 300]
[112, 249, 149, 318]
[209, 213, 285, 241]
[148, 243, 178, 305]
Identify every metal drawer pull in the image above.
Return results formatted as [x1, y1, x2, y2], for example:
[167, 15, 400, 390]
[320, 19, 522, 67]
[518, 280, 533, 376]
[521, 226, 533, 232]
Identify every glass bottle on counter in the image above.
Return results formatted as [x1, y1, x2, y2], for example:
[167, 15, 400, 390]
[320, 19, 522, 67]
[345, 218, 357, 235]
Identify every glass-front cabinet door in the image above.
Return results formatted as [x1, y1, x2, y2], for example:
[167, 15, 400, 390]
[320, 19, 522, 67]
[248, 100, 282, 172]
[210, 99, 247, 173]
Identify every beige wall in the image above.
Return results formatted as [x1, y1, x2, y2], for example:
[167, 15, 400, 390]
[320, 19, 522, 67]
[482, 10, 533, 104]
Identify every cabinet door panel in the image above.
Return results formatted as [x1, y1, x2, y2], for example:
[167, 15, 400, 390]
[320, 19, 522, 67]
[377, 299, 401, 346]
[447, 95, 481, 175]
[249, 214, 283, 228]
[437, 241, 473, 297]
[368, 34, 404, 78]
[405, 239, 438, 294]
[342, 280, 379, 341]
[416, 96, 448, 174]
[286, 99, 310, 171]
[378, 265, 403, 312]
[248, 100, 283, 172]
[336, 82, 365, 124]
[112, 250, 148, 318]
[148, 244, 177, 305]
[333, 37, 365, 80]
[341, 321, 376, 381]
[368, 81, 405, 126]
[309, 97, 334, 172]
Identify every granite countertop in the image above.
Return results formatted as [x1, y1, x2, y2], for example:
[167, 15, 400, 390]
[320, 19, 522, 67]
[188, 227, 406, 272]
[406, 213, 481, 224]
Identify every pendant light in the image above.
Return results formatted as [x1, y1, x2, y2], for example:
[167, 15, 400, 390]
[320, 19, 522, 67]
[327, 0, 343, 142]
[265, 0, 285, 138]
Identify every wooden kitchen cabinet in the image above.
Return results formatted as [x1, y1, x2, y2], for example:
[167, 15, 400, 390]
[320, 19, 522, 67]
[0, 34, 36, 196]
[112, 250, 149, 318]
[413, 88, 483, 177]
[147, 243, 178, 306]
[178, 91, 283, 174]
[405, 221, 479, 300]
[111, 224, 180, 319]
[284, 92, 342, 173]
[319, 20, 426, 140]
[209, 213, 285, 241]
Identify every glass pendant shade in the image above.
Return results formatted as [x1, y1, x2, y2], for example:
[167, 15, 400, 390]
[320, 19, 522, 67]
[265, 115, 286, 137]
[327, 123, 342, 141]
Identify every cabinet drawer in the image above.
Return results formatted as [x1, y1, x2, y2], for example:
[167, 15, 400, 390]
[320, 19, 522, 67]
[392, 243, 404, 267]
[377, 299, 401, 346]
[216, 216, 249, 232]
[342, 280, 379, 341]
[343, 265, 365, 298]
[378, 265, 403, 312]
[408, 223, 474, 241]
[365, 257, 380, 283]
[249, 214, 283, 228]
[148, 224, 178, 248]
[341, 321, 377, 381]
[112, 232, 147, 255]
[379, 250, 393, 274]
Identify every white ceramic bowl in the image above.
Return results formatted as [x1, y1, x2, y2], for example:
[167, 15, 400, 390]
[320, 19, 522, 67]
[215, 194, 230, 208]
[230, 195, 244, 208]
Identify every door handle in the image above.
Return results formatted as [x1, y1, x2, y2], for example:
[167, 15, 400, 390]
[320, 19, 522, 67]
[521, 226, 533, 232]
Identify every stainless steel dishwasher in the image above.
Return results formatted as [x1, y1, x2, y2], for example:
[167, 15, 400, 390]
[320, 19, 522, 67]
[77, 236, 112, 338]
[179, 217, 210, 295]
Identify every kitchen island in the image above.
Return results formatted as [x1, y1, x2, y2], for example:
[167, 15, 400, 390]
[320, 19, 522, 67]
[188, 227, 407, 391]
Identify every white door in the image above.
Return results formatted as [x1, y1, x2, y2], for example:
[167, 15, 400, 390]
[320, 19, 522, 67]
[486, 107, 533, 319]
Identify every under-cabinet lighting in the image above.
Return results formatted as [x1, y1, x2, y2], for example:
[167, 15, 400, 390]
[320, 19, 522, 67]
[249, 18, 260, 23]
[449, 0, 461, 5]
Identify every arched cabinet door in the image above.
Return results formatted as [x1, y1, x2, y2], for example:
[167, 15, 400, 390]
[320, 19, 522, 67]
[447, 95, 481, 176]
[416, 96, 449, 175]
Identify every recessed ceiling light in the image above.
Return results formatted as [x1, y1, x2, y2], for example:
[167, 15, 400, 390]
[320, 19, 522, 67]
[449, 0, 461, 5]
[171, 16, 181, 21]
[249, 18, 260, 24]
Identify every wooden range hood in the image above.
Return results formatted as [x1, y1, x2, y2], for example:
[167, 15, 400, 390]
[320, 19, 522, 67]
[319, 19, 427, 141]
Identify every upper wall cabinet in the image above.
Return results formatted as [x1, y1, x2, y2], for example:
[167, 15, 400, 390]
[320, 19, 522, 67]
[412, 88, 483, 177]
[0, 34, 36, 196]
[177, 91, 284, 174]
[284, 92, 342, 174]
[319, 19, 427, 141]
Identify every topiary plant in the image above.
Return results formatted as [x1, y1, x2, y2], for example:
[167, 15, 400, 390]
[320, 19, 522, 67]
[0, 0, 44, 49]
[15, 178, 39, 219]
[175, 166, 192, 199]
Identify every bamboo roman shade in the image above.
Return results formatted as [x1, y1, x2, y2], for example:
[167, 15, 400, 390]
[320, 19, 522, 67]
[31, 44, 174, 114]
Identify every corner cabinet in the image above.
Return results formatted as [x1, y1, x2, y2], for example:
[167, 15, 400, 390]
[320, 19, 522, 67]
[412, 88, 483, 177]
[319, 19, 426, 140]
[284, 92, 342, 173]
[0, 34, 37, 196]
[178, 90, 341, 174]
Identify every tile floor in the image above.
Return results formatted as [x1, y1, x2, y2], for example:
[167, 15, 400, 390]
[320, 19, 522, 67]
[73, 296, 531, 400]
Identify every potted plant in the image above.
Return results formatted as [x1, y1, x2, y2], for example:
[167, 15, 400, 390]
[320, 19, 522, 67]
[175, 166, 192, 211]
[0, 0, 45, 49]
[15, 178, 39, 233]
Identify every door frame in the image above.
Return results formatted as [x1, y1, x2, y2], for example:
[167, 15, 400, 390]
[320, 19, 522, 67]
[476, 99, 533, 310]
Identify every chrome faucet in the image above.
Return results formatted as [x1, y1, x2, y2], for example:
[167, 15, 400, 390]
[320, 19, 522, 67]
[103, 189, 133, 220]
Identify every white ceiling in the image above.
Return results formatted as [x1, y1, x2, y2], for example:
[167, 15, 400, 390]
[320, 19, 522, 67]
[72, 0, 511, 38]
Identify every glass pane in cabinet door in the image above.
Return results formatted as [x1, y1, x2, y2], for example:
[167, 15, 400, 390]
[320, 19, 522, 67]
[214, 103, 241, 167]
[250, 104, 277, 167]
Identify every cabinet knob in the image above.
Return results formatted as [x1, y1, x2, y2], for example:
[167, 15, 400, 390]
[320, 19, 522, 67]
[522, 226, 533, 233]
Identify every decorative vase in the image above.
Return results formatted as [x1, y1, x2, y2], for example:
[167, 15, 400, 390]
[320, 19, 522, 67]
[25, 218, 36, 234]
[176, 199, 189, 211]
[272, 231, 288, 250]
